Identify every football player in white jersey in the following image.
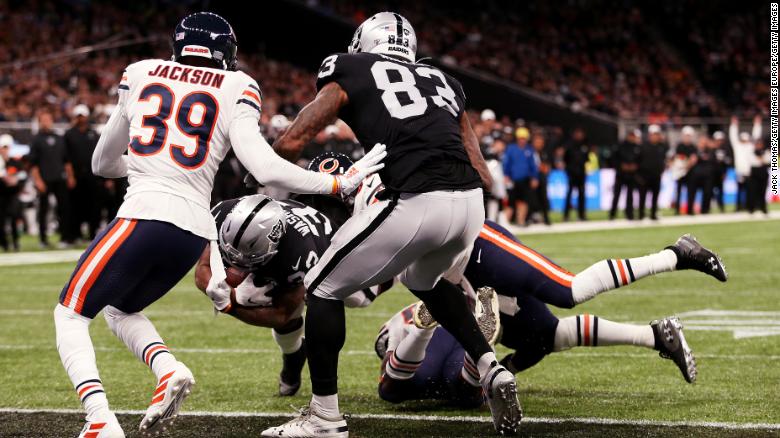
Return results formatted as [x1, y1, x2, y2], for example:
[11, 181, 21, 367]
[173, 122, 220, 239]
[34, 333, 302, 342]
[53, 12, 385, 438]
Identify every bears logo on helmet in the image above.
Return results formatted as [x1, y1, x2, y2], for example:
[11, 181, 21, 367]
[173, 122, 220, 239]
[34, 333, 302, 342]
[307, 152, 355, 176]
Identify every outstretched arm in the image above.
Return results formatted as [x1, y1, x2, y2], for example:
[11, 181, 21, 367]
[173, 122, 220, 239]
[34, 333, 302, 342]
[460, 112, 493, 191]
[273, 82, 348, 162]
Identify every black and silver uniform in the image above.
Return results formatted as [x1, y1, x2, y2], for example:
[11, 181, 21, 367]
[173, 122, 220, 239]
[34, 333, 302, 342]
[212, 199, 333, 295]
[316, 52, 481, 194]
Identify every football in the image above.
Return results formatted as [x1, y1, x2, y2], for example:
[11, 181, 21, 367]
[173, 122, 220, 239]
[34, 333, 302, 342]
[226, 267, 248, 288]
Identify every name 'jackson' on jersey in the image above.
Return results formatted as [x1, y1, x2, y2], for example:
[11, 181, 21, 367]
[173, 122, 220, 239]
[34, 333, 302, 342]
[316, 52, 481, 194]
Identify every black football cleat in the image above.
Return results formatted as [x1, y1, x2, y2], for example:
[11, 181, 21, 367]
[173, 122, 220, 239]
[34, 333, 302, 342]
[279, 339, 306, 396]
[666, 234, 728, 282]
[652, 317, 697, 383]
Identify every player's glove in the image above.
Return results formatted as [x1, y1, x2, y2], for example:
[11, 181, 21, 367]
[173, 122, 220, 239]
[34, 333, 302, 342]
[206, 242, 233, 313]
[333, 143, 386, 197]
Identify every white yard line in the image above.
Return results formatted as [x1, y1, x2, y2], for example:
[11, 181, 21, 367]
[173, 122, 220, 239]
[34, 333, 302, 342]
[507, 211, 780, 235]
[0, 407, 777, 430]
[0, 343, 777, 361]
[0, 250, 82, 266]
[0, 212, 776, 266]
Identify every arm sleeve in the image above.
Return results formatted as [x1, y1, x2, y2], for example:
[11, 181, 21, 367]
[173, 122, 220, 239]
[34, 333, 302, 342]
[28, 139, 39, 166]
[729, 122, 740, 147]
[229, 117, 337, 195]
[752, 120, 762, 141]
[503, 149, 511, 176]
[91, 103, 130, 178]
[529, 151, 539, 178]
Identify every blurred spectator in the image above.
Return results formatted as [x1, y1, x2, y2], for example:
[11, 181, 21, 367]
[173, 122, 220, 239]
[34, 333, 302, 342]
[747, 137, 770, 215]
[710, 131, 730, 213]
[64, 104, 100, 240]
[530, 133, 551, 225]
[563, 128, 589, 221]
[686, 137, 715, 215]
[637, 125, 667, 220]
[671, 126, 697, 215]
[609, 129, 640, 220]
[29, 111, 76, 247]
[0, 134, 22, 251]
[502, 127, 538, 225]
[730, 116, 762, 211]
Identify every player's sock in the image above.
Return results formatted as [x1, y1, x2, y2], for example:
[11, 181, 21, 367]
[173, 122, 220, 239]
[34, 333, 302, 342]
[305, 294, 345, 415]
[411, 280, 493, 369]
[476, 351, 500, 379]
[310, 394, 340, 419]
[461, 354, 481, 387]
[384, 326, 434, 380]
[103, 305, 177, 381]
[273, 317, 304, 354]
[553, 314, 655, 350]
[571, 249, 677, 304]
[54, 304, 110, 418]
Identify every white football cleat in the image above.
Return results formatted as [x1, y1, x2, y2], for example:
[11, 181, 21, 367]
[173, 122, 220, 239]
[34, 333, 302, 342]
[481, 364, 522, 436]
[139, 361, 195, 437]
[78, 411, 125, 438]
[260, 407, 349, 437]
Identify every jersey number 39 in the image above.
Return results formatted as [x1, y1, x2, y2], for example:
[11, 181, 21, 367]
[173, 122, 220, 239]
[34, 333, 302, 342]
[129, 83, 218, 169]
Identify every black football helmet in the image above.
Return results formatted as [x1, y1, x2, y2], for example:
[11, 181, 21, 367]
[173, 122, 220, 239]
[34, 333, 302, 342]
[293, 152, 356, 229]
[172, 12, 238, 71]
[306, 152, 355, 175]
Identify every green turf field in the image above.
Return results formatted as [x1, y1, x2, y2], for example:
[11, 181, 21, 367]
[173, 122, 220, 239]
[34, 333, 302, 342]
[1, 219, 779, 437]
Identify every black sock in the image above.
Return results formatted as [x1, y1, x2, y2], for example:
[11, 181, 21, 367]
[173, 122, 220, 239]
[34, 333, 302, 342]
[305, 294, 345, 396]
[411, 279, 492, 363]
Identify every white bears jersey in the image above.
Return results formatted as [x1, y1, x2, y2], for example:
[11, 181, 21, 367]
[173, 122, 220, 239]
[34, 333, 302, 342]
[113, 59, 263, 239]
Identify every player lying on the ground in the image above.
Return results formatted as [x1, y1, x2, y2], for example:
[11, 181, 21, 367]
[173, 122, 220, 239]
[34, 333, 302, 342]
[352, 175, 728, 404]
[53, 12, 386, 438]
[194, 153, 390, 396]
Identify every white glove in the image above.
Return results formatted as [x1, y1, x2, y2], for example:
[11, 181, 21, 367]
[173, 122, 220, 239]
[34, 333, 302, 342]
[335, 143, 387, 196]
[206, 241, 233, 312]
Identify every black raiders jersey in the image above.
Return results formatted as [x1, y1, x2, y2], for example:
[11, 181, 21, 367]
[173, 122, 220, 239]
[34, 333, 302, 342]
[212, 198, 334, 296]
[316, 52, 481, 194]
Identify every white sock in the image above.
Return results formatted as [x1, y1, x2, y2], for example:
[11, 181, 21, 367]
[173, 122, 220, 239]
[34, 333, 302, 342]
[571, 249, 678, 304]
[461, 354, 481, 387]
[54, 304, 110, 418]
[385, 326, 434, 380]
[476, 351, 499, 380]
[553, 315, 655, 351]
[273, 319, 304, 355]
[103, 305, 177, 381]
[311, 394, 340, 419]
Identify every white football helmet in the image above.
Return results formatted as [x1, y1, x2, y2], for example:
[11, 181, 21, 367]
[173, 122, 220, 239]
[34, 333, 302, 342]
[348, 12, 417, 63]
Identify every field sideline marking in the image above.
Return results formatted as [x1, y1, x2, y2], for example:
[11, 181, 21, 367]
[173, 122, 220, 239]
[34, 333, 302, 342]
[0, 343, 778, 361]
[0, 407, 777, 430]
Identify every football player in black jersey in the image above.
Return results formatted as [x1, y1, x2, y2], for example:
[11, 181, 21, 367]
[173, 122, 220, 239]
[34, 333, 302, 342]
[194, 168, 390, 397]
[264, 12, 520, 438]
[195, 195, 331, 396]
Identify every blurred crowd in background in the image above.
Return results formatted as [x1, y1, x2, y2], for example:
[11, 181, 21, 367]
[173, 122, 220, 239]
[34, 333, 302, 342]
[0, 0, 773, 251]
[311, 0, 767, 119]
[472, 111, 771, 227]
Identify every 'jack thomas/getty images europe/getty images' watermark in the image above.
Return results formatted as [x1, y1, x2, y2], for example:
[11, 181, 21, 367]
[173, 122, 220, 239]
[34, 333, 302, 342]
[770, 3, 779, 194]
